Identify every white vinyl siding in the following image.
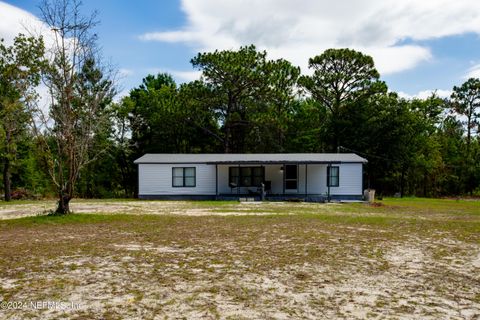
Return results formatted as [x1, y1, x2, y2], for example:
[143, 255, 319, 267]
[306, 163, 362, 195]
[139, 162, 363, 196]
[264, 165, 284, 194]
[334, 163, 363, 195]
[306, 165, 325, 194]
[139, 164, 215, 195]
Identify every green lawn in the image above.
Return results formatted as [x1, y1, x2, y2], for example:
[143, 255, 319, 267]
[0, 198, 479, 319]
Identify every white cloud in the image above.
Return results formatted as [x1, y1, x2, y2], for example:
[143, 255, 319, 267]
[139, 0, 480, 75]
[0, 1, 38, 43]
[0, 2, 56, 113]
[145, 68, 201, 83]
[416, 89, 451, 99]
[397, 89, 451, 100]
[114, 89, 131, 102]
[0, 1, 57, 47]
[464, 64, 480, 79]
[170, 70, 201, 82]
[35, 83, 52, 114]
[397, 91, 414, 99]
[140, 31, 198, 43]
[119, 68, 134, 77]
[363, 46, 432, 75]
[0, 2, 111, 109]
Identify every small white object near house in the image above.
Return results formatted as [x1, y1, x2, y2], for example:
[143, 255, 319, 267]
[363, 189, 376, 202]
[134, 153, 367, 202]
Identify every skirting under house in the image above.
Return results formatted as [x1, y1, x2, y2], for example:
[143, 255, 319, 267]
[134, 153, 367, 202]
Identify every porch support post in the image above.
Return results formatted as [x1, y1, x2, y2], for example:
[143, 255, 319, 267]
[215, 164, 218, 199]
[297, 163, 299, 195]
[237, 164, 240, 195]
[327, 163, 331, 202]
[282, 163, 286, 199]
[305, 164, 308, 200]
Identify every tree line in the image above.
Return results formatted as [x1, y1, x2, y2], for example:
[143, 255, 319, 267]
[1, 0, 479, 212]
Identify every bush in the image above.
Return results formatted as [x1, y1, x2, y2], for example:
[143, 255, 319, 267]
[10, 188, 39, 200]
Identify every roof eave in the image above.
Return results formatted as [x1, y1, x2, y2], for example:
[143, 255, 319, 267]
[135, 160, 367, 164]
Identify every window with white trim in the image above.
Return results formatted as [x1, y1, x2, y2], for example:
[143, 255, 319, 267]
[327, 166, 339, 187]
[172, 167, 196, 187]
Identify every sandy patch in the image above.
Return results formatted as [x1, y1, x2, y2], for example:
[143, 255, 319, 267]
[113, 243, 191, 254]
[1, 199, 479, 319]
[0, 200, 343, 219]
[3, 238, 479, 319]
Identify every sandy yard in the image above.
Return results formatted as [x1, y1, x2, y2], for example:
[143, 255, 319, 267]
[0, 199, 349, 220]
[0, 198, 479, 319]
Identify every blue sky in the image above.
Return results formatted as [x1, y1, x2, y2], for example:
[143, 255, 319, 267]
[2, 0, 480, 99]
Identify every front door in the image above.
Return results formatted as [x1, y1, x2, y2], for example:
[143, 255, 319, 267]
[285, 164, 298, 191]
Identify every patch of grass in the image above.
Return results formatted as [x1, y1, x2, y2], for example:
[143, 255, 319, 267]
[0, 213, 135, 227]
[474, 292, 480, 303]
[382, 197, 480, 215]
[188, 200, 240, 207]
[0, 198, 479, 318]
[74, 198, 138, 203]
[0, 199, 55, 207]
[294, 271, 311, 281]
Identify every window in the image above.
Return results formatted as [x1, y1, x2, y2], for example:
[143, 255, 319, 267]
[251, 167, 264, 187]
[229, 167, 264, 187]
[327, 166, 339, 187]
[229, 167, 240, 186]
[172, 167, 196, 187]
[285, 165, 298, 190]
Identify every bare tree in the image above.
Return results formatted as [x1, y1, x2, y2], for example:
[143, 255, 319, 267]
[32, 0, 115, 214]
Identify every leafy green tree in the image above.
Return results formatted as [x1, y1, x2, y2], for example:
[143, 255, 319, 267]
[284, 98, 329, 152]
[128, 74, 220, 159]
[14, 135, 52, 197]
[191, 45, 299, 152]
[299, 48, 386, 151]
[449, 78, 480, 194]
[450, 78, 480, 153]
[177, 80, 223, 152]
[129, 73, 184, 154]
[109, 99, 136, 197]
[334, 92, 403, 193]
[406, 94, 445, 196]
[247, 58, 301, 152]
[436, 116, 467, 194]
[0, 35, 45, 201]
[74, 58, 115, 198]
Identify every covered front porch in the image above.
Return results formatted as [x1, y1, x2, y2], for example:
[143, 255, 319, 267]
[211, 162, 338, 202]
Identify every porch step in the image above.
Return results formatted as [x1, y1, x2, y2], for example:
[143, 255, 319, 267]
[239, 197, 256, 202]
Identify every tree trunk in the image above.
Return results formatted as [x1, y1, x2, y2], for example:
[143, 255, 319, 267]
[423, 170, 428, 197]
[86, 164, 93, 198]
[119, 154, 130, 197]
[55, 194, 71, 214]
[224, 122, 232, 153]
[3, 156, 11, 202]
[400, 166, 406, 198]
[466, 113, 471, 155]
[3, 130, 11, 201]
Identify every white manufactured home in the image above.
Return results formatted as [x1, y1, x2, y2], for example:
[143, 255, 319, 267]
[134, 153, 367, 201]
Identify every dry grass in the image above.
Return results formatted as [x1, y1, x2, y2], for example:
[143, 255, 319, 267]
[0, 198, 479, 319]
